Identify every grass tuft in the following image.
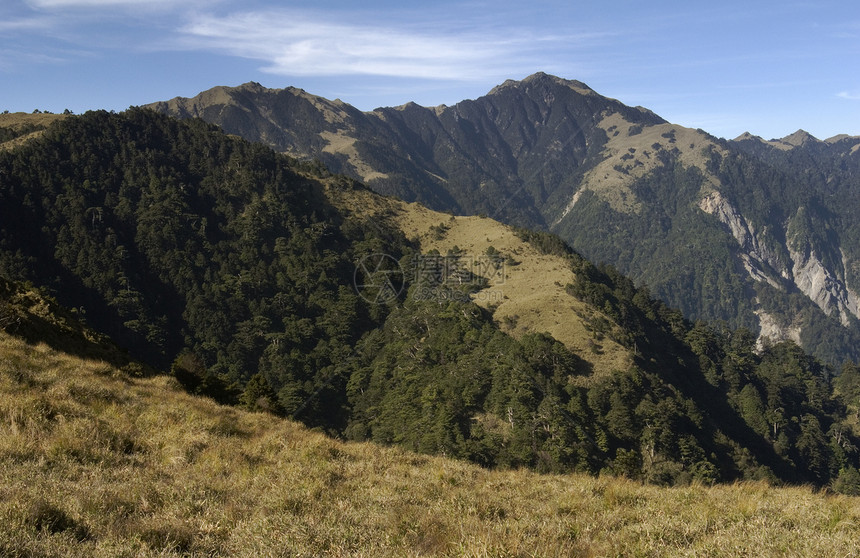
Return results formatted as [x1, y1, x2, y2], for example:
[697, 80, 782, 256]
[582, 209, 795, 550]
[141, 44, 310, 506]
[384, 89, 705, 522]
[25, 498, 90, 541]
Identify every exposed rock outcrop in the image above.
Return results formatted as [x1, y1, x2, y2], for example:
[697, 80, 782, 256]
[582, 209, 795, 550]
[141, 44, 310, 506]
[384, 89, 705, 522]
[789, 247, 860, 327]
[698, 191, 788, 284]
[755, 309, 802, 351]
[700, 189, 860, 341]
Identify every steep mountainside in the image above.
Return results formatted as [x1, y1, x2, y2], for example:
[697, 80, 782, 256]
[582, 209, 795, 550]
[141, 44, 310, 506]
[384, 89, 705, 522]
[148, 74, 860, 365]
[3, 108, 860, 487]
[147, 75, 665, 229]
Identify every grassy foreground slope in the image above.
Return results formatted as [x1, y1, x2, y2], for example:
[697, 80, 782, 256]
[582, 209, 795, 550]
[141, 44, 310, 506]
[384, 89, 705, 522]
[2, 332, 860, 557]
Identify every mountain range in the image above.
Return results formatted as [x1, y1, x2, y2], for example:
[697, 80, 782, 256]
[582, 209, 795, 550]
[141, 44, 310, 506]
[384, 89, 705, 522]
[148, 73, 860, 366]
[5, 72, 860, 555]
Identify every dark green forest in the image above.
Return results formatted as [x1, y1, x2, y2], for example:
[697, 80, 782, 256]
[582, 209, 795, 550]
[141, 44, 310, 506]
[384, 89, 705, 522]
[2, 109, 860, 491]
[0, 108, 413, 432]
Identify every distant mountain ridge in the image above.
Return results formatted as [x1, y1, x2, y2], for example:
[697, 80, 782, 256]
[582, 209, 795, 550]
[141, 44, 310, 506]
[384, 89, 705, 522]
[734, 129, 860, 150]
[147, 74, 860, 365]
[147, 73, 667, 228]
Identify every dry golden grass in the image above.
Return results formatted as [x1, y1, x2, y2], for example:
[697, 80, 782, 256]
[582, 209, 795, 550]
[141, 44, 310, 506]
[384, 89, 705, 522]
[397, 202, 633, 379]
[320, 130, 390, 182]
[0, 112, 67, 129]
[2, 331, 860, 557]
[575, 114, 728, 215]
[0, 112, 67, 151]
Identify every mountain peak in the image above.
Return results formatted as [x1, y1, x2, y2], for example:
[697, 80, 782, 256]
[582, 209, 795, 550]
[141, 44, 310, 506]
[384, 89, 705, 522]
[778, 129, 820, 147]
[488, 72, 595, 97]
[524, 71, 591, 88]
[733, 131, 764, 142]
[824, 133, 860, 144]
[391, 100, 432, 113]
[237, 81, 265, 91]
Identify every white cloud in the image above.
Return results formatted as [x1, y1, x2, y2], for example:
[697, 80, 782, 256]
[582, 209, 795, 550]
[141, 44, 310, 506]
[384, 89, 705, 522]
[23, 0, 218, 16]
[179, 10, 578, 81]
[837, 91, 860, 100]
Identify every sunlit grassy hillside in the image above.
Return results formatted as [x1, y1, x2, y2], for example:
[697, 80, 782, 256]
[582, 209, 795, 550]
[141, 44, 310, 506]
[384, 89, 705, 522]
[0, 112, 67, 151]
[2, 331, 860, 557]
[324, 183, 634, 382]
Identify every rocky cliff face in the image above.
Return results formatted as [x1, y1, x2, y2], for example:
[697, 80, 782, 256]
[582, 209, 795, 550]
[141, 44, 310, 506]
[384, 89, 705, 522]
[699, 188, 860, 341]
[789, 246, 860, 327]
[698, 191, 789, 286]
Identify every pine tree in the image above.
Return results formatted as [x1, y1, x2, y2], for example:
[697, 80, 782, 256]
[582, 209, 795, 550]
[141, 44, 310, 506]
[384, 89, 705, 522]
[240, 373, 284, 415]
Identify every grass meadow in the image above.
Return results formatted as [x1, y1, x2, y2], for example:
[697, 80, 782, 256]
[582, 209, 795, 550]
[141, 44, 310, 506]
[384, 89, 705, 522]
[2, 332, 860, 557]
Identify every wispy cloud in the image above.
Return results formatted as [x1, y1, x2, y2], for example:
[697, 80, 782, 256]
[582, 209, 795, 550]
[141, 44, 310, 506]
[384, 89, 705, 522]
[0, 15, 57, 32]
[0, 48, 67, 71]
[8, 3, 608, 82]
[23, 0, 219, 17]
[27, 0, 184, 7]
[831, 19, 860, 39]
[178, 10, 591, 81]
[837, 91, 860, 100]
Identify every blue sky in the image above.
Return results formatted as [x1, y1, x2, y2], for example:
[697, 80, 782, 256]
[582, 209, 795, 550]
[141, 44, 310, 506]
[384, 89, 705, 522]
[1, 0, 858, 140]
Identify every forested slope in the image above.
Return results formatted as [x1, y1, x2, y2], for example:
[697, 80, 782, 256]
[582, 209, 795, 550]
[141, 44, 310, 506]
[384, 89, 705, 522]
[2, 109, 860, 488]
